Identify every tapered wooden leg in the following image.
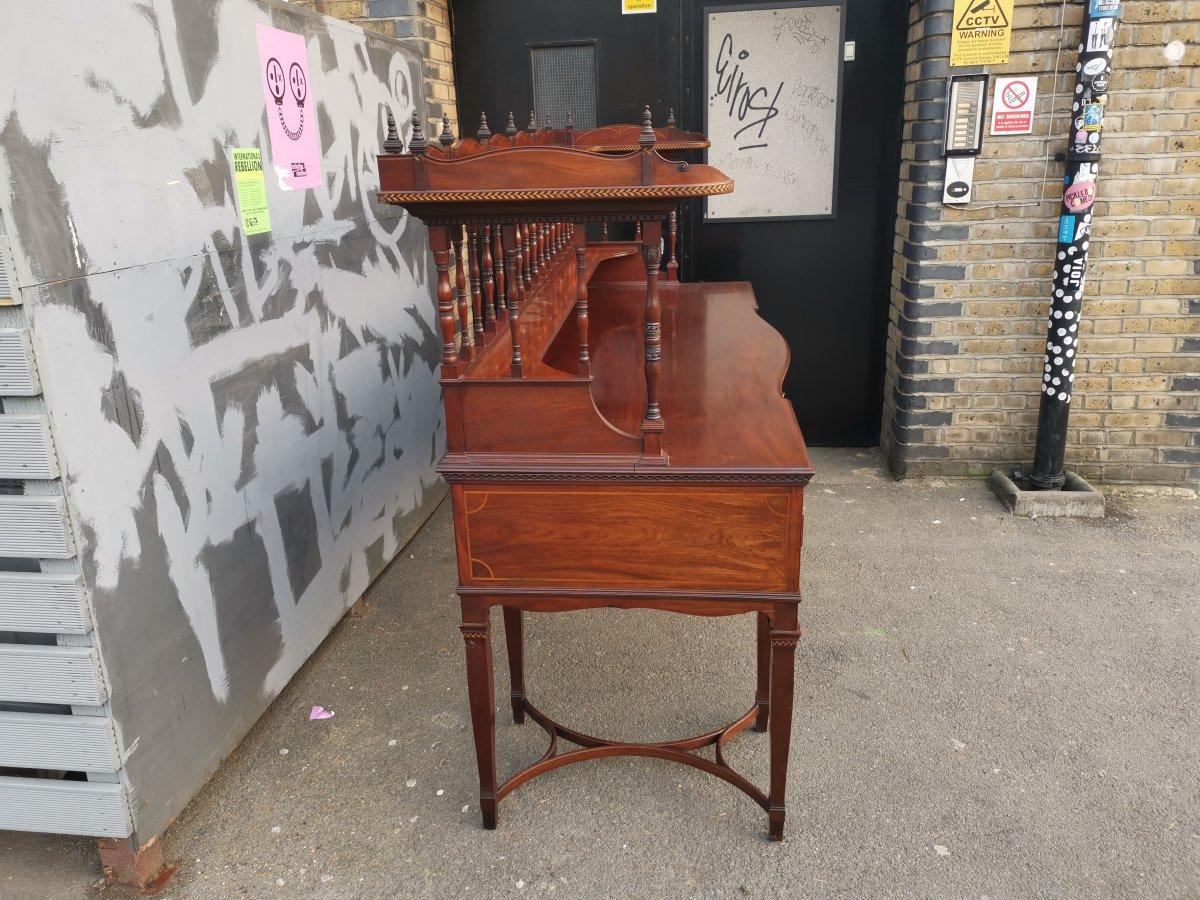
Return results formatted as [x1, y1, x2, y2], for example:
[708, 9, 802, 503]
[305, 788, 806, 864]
[767, 604, 800, 841]
[460, 598, 497, 828]
[502, 606, 526, 724]
[754, 611, 771, 732]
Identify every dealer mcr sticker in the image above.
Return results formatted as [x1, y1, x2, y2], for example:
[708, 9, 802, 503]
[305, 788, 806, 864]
[950, 0, 1014, 67]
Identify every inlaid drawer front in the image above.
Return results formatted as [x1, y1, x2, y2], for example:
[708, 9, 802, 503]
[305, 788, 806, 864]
[459, 485, 797, 591]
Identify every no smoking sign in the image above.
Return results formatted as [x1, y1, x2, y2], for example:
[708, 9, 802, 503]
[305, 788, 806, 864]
[990, 76, 1038, 136]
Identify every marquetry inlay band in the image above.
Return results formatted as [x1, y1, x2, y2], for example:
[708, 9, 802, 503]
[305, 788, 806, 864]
[378, 183, 733, 205]
[581, 142, 709, 152]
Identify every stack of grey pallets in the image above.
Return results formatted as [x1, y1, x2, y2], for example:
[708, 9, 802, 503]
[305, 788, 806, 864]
[0, 242, 131, 838]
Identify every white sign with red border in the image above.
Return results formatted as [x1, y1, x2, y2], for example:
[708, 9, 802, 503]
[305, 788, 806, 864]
[990, 76, 1038, 136]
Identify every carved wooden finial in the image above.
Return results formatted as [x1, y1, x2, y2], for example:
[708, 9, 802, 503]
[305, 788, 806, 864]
[527, 110, 537, 133]
[566, 110, 575, 131]
[383, 110, 403, 154]
[638, 105, 656, 148]
[440, 113, 454, 148]
[409, 110, 427, 155]
[505, 111, 518, 138]
[667, 108, 677, 128]
[544, 113, 553, 131]
[476, 111, 491, 141]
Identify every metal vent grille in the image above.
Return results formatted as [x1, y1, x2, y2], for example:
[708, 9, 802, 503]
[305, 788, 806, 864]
[0, 416, 59, 480]
[531, 43, 597, 131]
[0, 496, 75, 558]
[0, 253, 10, 300]
[0, 329, 40, 396]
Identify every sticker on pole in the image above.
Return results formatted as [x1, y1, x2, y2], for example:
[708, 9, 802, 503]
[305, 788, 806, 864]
[622, 0, 656, 13]
[990, 76, 1037, 135]
[1064, 179, 1097, 213]
[1086, 17, 1117, 53]
[951, 0, 1014, 66]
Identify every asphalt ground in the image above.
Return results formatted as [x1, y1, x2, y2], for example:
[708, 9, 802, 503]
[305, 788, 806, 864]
[3, 448, 1197, 899]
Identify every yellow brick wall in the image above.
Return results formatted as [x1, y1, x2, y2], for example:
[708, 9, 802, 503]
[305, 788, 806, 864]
[291, 0, 458, 138]
[884, 0, 1200, 485]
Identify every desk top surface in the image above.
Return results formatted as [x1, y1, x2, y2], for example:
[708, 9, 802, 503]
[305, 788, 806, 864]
[586, 279, 812, 475]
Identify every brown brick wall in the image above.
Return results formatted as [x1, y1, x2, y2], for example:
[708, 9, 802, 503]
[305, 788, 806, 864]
[291, 0, 458, 137]
[884, 0, 1200, 486]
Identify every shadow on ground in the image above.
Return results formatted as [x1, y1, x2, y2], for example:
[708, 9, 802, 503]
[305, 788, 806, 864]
[3, 449, 1198, 899]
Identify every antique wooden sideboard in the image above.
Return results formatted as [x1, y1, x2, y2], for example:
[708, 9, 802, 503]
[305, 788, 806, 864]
[377, 109, 813, 840]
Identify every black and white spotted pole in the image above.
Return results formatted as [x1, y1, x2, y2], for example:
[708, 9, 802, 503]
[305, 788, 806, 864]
[1030, 2, 1121, 490]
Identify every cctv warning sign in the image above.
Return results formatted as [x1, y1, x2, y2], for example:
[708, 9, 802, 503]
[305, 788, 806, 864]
[951, 0, 1014, 66]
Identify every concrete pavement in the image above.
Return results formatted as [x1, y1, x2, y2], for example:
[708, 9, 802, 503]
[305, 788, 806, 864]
[3, 448, 1197, 899]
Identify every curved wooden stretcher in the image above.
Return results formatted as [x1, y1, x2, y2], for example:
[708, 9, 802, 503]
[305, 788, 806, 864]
[377, 108, 812, 840]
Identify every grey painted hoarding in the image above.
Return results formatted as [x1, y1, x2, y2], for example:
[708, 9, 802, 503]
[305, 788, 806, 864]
[0, 0, 444, 841]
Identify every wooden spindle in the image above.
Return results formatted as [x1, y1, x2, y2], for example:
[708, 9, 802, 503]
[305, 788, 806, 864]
[493, 224, 507, 318]
[666, 209, 678, 282]
[429, 226, 458, 377]
[640, 218, 665, 462]
[538, 223, 547, 270]
[452, 228, 472, 359]
[501, 224, 523, 377]
[481, 224, 496, 333]
[636, 221, 643, 242]
[530, 223, 540, 282]
[468, 226, 484, 341]
[602, 222, 609, 242]
[521, 223, 532, 290]
[512, 225, 524, 299]
[573, 224, 590, 377]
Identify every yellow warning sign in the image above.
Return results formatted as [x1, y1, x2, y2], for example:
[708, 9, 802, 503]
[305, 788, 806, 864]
[622, 0, 656, 13]
[950, 0, 1014, 66]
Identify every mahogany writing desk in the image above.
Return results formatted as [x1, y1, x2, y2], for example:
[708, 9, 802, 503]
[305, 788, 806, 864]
[378, 109, 813, 840]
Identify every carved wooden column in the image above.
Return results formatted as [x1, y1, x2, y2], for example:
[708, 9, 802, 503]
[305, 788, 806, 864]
[501, 224, 523, 377]
[493, 224, 507, 319]
[468, 226, 484, 342]
[481, 225, 496, 333]
[666, 209, 679, 282]
[428, 225, 458, 378]
[640, 217, 665, 462]
[530, 223, 541, 283]
[767, 603, 800, 841]
[573, 223, 590, 377]
[521, 223, 533, 291]
[452, 228, 472, 361]
[601, 222, 609, 242]
[459, 597, 497, 829]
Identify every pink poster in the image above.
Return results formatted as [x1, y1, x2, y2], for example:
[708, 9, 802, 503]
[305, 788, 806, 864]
[255, 24, 322, 190]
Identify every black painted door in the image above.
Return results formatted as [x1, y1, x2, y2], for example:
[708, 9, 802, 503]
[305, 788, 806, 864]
[451, 0, 906, 445]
